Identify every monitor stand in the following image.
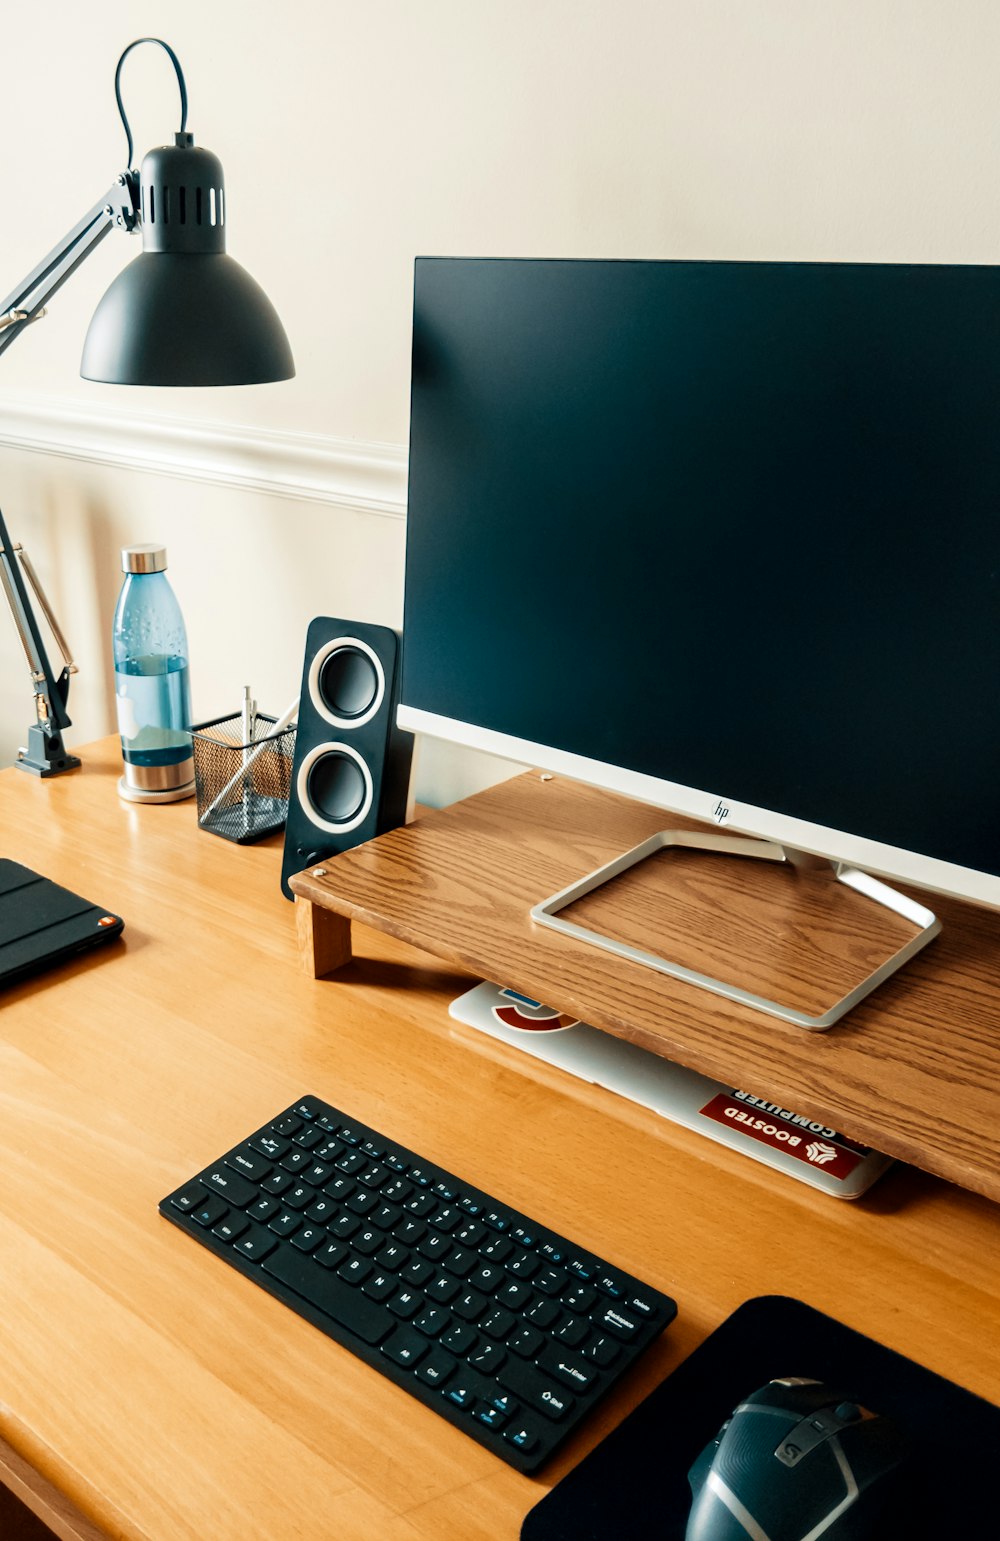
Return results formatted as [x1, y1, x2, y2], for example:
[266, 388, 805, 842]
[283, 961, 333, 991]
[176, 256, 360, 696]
[531, 829, 940, 1031]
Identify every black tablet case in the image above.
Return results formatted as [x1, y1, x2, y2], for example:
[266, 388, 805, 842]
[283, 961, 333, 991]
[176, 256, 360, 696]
[0, 859, 123, 986]
[523, 1295, 995, 1538]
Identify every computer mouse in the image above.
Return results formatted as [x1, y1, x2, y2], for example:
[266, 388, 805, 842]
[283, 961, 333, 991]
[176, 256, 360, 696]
[685, 1377, 910, 1541]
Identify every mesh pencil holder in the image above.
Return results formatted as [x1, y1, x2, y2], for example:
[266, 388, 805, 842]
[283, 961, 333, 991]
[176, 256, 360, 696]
[191, 712, 296, 843]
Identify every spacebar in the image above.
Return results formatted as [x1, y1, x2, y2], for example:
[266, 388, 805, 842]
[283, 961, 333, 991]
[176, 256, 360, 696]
[261, 1249, 392, 1346]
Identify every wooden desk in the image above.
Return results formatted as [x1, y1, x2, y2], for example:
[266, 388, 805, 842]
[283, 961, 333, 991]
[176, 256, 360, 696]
[1, 739, 998, 1541]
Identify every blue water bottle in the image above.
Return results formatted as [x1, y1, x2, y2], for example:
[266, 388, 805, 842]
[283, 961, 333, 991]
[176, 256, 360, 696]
[113, 544, 195, 803]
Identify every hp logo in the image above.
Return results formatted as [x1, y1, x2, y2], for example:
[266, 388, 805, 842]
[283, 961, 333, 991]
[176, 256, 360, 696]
[712, 800, 730, 825]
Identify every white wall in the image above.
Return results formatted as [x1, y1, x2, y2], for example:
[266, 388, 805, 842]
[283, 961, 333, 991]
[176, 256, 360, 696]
[2, 1, 999, 801]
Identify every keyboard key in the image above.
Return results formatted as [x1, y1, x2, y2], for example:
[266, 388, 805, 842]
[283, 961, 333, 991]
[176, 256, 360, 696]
[191, 1196, 228, 1228]
[260, 1171, 293, 1196]
[375, 1241, 408, 1270]
[387, 1288, 421, 1319]
[362, 1271, 397, 1302]
[480, 1307, 516, 1341]
[316, 1240, 349, 1270]
[267, 1211, 300, 1238]
[169, 1180, 209, 1213]
[427, 1274, 461, 1305]
[470, 1342, 506, 1374]
[469, 1263, 505, 1293]
[508, 1325, 545, 1358]
[212, 1213, 249, 1244]
[497, 1358, 576, 1421]
[595, 1303, 642, 1340]
[290, 1225, 325, 1253]
[561, 1283, 597, 1314]
[262, 1249, 391, 1345]
[202, 1167, 256, 1208]
[305, 1196, 337, 1224]
[338, 1256, 371, 1287]
[585, 1335, 620, 1367]
[535, 1267, 569, 1296]
[234, 1223, 278, 1262]
[497, 1280, 532, 1312]
[414, 1305, 450, 1337]
[539, 1344, 596, 1393]
[382, 1327, 428, 1369]
[525, 1298, 561, 1329]
[416, 1349, 456, 1388]
[440, 1322, 477, 1356]
[225, 1147, 272, 1183]
[453, 1289, 487, 1322]
[250, 1132, 291, 1160]
[554, 1316, 590, 1348]
[283, 1183, 316, 1212]
[400, 1258, 435, 1288]
[248, 1195, 281, 1223]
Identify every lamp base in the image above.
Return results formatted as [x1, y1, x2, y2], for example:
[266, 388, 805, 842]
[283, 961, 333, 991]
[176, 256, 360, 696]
[16, 724, 81, 777]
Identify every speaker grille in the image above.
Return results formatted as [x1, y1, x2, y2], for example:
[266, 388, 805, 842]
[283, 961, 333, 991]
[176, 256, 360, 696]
[308, 637, 386, 729]
[296, 743, 374, 835]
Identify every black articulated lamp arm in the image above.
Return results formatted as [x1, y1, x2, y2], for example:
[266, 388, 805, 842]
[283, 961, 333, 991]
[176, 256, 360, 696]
[0, 178, 139, 360]
[0, 507, 80, 776]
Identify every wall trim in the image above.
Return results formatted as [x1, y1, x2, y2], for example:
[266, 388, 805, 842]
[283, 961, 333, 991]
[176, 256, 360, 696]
[0, 390, 408, 517]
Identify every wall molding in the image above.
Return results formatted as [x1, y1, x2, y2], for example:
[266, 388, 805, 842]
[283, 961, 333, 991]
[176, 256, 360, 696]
[0, 390, 408, 517]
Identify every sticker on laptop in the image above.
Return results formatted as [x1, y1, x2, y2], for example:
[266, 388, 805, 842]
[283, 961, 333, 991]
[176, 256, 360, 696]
[493, 988, 580, 1034]
[697, 1089, 874, 1182]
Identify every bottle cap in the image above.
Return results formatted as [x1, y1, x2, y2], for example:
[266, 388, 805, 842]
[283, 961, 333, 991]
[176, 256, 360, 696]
[121, 544, 167, 574]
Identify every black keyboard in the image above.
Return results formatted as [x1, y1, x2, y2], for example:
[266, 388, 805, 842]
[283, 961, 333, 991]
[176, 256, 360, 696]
[160, 1094, 677, 1472]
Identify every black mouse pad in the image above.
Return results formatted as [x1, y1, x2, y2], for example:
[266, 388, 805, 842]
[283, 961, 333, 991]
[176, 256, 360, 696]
[522, 1294, 995, 1538]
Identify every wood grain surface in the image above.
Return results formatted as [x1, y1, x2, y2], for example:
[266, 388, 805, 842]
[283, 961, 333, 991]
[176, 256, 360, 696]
[290, 770, 1000, 1200]
[2, 739, 999, 1541]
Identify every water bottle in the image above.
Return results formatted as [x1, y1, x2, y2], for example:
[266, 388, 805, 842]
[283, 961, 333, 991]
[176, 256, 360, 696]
[113, 544, 195, 803]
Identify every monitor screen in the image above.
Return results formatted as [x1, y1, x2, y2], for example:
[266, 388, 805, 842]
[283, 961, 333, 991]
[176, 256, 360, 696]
[399, 257, 1000, 909]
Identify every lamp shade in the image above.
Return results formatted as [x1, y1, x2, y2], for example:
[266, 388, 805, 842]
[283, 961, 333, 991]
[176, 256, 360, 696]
[81, 135, 294, 386]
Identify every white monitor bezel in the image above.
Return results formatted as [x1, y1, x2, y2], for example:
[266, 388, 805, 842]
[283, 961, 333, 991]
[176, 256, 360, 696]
[397, 703, 1000, 912]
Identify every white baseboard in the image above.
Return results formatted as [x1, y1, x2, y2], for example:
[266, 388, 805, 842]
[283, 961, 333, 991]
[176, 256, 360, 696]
[0, 390, 408, 516]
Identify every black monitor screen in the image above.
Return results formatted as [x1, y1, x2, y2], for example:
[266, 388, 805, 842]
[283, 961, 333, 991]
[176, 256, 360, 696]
[402, 257, 1000, 890]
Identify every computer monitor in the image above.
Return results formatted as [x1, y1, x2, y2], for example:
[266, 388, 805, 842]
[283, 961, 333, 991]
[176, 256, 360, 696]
[398, 256, 1000, 1024]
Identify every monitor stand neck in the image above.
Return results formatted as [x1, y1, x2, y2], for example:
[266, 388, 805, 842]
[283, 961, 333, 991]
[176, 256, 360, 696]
[530, 828, 940, 1031]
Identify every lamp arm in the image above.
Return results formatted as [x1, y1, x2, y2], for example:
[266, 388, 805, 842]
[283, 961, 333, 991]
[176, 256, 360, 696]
[0, 505, 80, 775]
[0, 174, 139, 359]
[0, 505, 73, 727]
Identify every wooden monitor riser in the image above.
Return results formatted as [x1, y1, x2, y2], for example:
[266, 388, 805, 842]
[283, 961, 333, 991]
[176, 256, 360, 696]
[291, 771, 1000, 1203]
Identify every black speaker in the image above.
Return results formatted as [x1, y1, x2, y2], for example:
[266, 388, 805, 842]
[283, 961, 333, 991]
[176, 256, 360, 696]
[280, 618, 414, 899]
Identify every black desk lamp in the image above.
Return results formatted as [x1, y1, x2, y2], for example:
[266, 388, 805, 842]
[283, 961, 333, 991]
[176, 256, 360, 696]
[0, 36, 294, 775]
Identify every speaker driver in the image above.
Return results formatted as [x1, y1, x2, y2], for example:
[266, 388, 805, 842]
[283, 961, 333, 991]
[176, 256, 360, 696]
[298, 743, 374, 834]
[309, 637, 385, 728]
